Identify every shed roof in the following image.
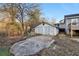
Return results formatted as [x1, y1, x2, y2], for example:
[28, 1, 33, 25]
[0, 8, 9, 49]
[34, 21, 56, 28]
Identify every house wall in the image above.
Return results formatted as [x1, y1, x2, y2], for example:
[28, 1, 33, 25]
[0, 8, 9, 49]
[65, 16, 79, 34]
[59, 23, 65, 29]
[35, 24, 59, 36]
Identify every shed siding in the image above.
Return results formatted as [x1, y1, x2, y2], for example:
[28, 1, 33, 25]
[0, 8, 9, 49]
[35, 24, 59, 36]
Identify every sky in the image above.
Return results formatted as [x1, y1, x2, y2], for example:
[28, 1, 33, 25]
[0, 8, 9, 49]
[0, 3, 79, 23]
[40, 3, 79, 22]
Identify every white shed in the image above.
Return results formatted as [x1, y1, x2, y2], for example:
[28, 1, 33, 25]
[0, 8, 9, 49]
[34, 22, 59, 36]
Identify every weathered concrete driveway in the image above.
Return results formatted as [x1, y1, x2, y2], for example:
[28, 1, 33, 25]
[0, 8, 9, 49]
[10, 35, 55, 56]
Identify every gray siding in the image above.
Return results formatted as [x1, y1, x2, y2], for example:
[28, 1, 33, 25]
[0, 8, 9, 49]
[35, 24, 59, 36]
[65, 15, 79, 34]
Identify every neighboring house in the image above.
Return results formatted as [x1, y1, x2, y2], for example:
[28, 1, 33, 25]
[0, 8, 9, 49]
[64, 14, 79, 36]
[59, 20, 65, 33]
[55, 20, 65, 33]
[58, 23, 65, 33]
[34, 22, 59, 36]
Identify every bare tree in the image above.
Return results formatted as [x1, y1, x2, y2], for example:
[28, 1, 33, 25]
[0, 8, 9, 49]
[27, 4, 41, 29]
[51, 18, 57, 25]
[0, 3, 42, 36]
[0, 3, 19, 22]
[16, 4, 41, 34]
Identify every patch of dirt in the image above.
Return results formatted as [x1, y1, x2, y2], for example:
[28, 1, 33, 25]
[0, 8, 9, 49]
[1, 33, 79, 56]
[0, 36, 24, 48]
[36, 34, 79, 56]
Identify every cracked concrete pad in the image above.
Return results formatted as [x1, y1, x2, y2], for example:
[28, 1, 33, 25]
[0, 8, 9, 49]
[10, 36, 55, 56]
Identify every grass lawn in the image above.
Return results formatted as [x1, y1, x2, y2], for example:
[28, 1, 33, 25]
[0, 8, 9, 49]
[0, 48, 11, 56]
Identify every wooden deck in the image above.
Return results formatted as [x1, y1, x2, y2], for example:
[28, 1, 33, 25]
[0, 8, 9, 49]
[68, 23, 79, 37]
[69, 24, 79, 30]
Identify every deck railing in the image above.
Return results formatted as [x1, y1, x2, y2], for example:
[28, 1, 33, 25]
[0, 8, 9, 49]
[69, 22, 79, 30]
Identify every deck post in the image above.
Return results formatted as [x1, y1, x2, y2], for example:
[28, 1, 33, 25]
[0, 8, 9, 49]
[71, 29, 73, 38]
[70, 20, 73, 38]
